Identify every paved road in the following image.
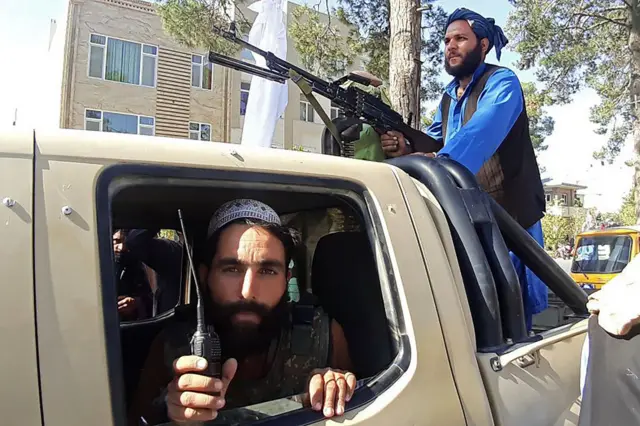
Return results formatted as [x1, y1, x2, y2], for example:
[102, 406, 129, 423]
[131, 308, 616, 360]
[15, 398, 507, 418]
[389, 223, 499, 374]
[555, 258, 572, 274]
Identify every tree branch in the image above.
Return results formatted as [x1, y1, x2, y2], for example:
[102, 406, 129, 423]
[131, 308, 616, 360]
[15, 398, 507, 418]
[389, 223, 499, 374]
[573, 12, 631, 29]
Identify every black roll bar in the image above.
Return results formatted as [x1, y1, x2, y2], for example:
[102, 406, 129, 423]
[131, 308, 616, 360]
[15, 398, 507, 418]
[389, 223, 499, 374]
[437, 157, 529, 343]
[387, 155, 506, 351]
[437, 158, 588, 314]
[489, 198, 589, 314]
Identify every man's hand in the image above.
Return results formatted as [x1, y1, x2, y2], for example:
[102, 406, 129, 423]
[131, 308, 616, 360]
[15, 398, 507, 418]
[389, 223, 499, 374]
[380, 131, 411, 157]
[117, 296, 137, 318]
[167, 356, 238, 423]
[306, 368, 357, 418]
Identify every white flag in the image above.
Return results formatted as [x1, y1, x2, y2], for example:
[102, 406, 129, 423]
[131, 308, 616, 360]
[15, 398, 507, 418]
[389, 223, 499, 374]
[240, 0, 288, 148]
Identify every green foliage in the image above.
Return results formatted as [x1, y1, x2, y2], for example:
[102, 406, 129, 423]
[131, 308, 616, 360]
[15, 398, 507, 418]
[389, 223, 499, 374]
[156, 0, 250, 55]
[506, 0, 632, 163]
[291, 0, 447, 101]
[541, 202, 590, 252]
[616, 189, 637, 226]
[289, 5, 357, 79]
[521, 81, 553, 151]
[158, 229, 179, 241]
[541, 213, 574, 252]
[421, 107, 437, 130]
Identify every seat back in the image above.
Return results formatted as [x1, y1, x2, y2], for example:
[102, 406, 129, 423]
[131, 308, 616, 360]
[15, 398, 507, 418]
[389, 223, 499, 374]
[311, 231, 392, 378]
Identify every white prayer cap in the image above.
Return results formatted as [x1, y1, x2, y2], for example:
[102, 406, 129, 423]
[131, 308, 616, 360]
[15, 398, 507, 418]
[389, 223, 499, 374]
[207, 198, 281, 239]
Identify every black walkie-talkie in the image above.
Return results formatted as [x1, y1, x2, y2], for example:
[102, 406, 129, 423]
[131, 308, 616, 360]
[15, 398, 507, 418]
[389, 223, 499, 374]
[177, 209, 222, 384]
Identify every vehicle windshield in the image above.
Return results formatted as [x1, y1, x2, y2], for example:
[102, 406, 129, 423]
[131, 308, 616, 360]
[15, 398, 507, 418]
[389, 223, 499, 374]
[571, 234, 633, 274]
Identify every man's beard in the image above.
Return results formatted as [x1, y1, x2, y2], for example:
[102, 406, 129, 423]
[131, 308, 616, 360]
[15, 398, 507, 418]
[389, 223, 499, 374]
[444, 41, 483, 79]
[209, 297, 289, 360]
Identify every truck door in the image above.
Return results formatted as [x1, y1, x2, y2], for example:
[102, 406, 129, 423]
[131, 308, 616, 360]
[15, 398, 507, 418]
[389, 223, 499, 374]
[0, 130, 42, 425]
[33, 129, 467, 426]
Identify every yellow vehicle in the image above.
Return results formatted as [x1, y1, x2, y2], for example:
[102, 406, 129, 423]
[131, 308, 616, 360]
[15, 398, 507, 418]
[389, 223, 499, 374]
[570, 226, 640, 292]
[1, 128, 589, 426]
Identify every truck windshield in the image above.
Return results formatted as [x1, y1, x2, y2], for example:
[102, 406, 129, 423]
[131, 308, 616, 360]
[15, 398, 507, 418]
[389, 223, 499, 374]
[571, 234, 633, 274]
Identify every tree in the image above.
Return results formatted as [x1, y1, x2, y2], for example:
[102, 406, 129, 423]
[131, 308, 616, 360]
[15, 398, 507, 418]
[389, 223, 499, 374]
[421, 107, 437, 130]
[617, 189, 637, 226]
[541, 212, 574, 252]
[288, 5, 357, 79]
[506, 0, 640, 222]
[291, 0, 447, 109]
[521, 81, 553, 152]
[156, 0, 250, 56]
[388, 0, 421, 124]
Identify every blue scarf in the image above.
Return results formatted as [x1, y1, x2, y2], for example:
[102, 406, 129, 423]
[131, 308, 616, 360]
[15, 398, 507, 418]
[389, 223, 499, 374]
[446, 8, 509, 61]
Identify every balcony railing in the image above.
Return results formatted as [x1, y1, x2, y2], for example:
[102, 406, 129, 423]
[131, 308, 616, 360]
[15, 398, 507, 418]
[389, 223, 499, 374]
[546, 205, 586, 217]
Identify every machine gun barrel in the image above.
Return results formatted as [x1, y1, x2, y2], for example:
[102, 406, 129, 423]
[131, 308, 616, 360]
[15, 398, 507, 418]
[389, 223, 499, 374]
[210, 26, 443, 154]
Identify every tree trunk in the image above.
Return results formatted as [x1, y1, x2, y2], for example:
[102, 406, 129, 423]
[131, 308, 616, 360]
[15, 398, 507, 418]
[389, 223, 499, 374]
[630, 0, 640, 223]
[388, 0, 421, 128]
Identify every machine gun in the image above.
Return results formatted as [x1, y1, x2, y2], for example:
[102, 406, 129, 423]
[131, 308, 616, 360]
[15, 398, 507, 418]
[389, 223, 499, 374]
[208, 25, 443, 157]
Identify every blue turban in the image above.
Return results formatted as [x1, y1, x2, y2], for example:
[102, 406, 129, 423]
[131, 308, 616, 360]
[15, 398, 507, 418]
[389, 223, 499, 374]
[446, 8, 509, 61]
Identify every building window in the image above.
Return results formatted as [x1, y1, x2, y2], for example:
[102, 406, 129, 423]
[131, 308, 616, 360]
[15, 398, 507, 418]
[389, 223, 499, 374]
[88, 34, 157, 87]
[192, 54, 213, 90]
[545, 193, 551, 203]
[84, 109, 155, 136]
[300, 94, 314, 123]
[189, 122, 211, 141]
[240, 82, 250, 116]
[330, 101, 345, 120]
[561, 194, 568, 205]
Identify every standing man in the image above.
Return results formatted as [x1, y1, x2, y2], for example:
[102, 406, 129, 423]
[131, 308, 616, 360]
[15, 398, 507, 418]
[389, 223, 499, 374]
[383, 8, 547, 330]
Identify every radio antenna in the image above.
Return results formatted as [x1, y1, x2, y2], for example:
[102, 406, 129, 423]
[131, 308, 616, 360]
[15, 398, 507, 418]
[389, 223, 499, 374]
[177, 209, 221, 380]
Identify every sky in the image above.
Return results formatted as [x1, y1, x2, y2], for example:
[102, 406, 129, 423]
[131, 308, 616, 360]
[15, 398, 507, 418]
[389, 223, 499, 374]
[0, 0, 634, 212]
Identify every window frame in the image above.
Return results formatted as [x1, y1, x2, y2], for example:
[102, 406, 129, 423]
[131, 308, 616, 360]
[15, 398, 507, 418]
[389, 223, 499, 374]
[299, 94, 315, 123]
[95, 164, 410, 425]
[87, 33, 158, 88]
[84, 108, 155, 136]
[330, 101, 345, 120]
[240, 81, 251, 116]
[188, 121, 212, 141]
[191, 54, 213, 90]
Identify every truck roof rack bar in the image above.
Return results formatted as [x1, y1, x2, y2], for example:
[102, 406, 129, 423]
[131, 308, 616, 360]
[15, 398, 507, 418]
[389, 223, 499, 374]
[487, 196, 588, 315]
[437, 157, 529, 343]
[387, 155, 506, 352]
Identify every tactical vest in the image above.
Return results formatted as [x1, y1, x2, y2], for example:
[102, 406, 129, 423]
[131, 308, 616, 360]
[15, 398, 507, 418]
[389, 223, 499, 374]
[159, 301, 331, 423]
[440, 64, 546, 230]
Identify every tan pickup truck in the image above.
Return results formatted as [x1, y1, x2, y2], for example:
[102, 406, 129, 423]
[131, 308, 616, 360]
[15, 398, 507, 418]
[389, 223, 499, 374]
[1, 128, 589, 426]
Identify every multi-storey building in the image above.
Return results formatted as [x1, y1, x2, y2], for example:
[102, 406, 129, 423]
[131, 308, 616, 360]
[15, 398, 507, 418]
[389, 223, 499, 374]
[59, 0, 362, 152]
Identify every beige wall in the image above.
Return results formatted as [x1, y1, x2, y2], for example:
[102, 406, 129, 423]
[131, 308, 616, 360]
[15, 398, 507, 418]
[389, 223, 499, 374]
[63, 0, 226, 140]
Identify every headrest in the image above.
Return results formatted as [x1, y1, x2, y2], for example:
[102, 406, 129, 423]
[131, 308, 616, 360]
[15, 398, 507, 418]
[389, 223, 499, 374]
[312, 231, 377, 296]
